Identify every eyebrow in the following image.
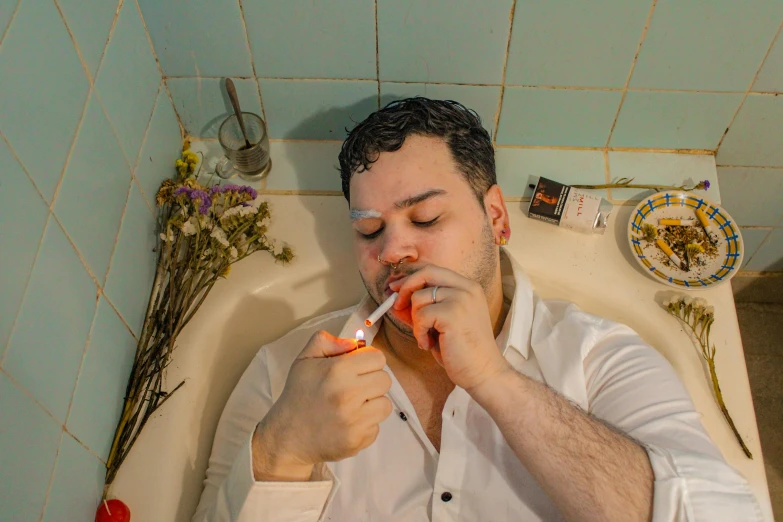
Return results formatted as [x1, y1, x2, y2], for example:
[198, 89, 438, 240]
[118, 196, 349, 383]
[350, 189, 447, 222]
[394, 189, 447, 209]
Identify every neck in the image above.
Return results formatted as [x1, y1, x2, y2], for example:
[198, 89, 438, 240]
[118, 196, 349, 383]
[379, 264, 508, 374]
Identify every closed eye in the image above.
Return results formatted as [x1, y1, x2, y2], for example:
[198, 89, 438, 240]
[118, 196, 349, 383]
[358, 217, 439, 240]
[413, 217, 439, 227]
[359, 228, 383, 240]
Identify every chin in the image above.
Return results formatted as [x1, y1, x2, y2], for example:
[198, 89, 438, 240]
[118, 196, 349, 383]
[388, 310, 414, 335]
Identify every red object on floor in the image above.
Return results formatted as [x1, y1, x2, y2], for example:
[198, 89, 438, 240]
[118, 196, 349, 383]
[95, 499, 131, 522]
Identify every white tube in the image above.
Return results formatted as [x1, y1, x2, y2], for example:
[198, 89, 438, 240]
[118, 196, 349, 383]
[364, 292, 398, 327]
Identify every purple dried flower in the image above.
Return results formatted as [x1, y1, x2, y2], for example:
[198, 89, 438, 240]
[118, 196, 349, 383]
[703, 180, 710, 190]
[187, 189, 211, 214]
[174, 187, 191, 197]
[241, 186, 258, 199]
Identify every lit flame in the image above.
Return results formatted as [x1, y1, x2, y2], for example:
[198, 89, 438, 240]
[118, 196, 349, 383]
[355, 329, 365, 341]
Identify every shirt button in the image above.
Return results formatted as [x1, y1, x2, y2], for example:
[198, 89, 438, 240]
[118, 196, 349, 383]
[399, 411, 408, 421]
[441, 492, 453, 502]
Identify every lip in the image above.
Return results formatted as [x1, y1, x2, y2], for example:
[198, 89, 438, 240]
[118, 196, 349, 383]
[384, 274, 406, 293]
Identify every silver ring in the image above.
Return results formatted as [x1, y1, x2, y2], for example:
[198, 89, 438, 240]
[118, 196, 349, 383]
[431, 286, 439, 304]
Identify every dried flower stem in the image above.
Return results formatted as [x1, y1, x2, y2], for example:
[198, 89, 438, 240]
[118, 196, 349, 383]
[103, 148, 293, 498]
[571, 177, 710, 192]
[665, 297, 752, 459]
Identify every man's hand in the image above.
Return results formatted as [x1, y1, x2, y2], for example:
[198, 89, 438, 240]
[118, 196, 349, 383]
[389, 265, 511, 392]
[252, 330, 393, 480]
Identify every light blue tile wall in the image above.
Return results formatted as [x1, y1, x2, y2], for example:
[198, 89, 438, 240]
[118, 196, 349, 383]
[0, 0, 178, 518]
[141, 0, 783, 269]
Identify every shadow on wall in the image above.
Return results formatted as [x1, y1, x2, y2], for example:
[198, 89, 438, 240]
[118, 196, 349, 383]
[283, 96, 380, 318]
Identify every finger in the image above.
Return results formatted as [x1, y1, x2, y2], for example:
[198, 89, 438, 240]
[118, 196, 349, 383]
[361, 395, 393, 424]
[356, 370, 392, 401]
[389, 265, 470, 310]
[409, 285, 456, 314]
[411, 301, 442, 351]
[408, 286, 455, 350]
[339, 346, 387, 375]
[430, 347, 445, 368]
[299, 330, 358, 359]
[360, 424, 381, 451]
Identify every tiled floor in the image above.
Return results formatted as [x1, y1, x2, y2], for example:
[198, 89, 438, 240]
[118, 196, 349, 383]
[733, 275, 783, 521]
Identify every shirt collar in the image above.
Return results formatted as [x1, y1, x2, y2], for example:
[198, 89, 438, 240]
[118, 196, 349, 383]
[338, 247, 534, 359]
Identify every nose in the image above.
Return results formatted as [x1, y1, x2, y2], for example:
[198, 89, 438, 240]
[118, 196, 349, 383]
[377, 224, 417, 268]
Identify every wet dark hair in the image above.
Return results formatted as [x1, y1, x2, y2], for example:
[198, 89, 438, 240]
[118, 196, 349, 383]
[338, 97, 496, 205]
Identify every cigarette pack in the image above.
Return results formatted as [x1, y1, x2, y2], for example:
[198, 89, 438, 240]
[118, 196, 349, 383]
[527, 177, 613, 235]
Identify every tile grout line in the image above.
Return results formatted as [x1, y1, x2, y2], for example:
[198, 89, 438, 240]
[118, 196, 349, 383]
[0, 212, 53, 367]
[132, 81, 164, 174]
[0, 128, 50, 208]
[49, 213, 103, 289]
[101, 176, 138, 290]
[49, 86, 93, 210]
[603, 150, 613, 200]
[190, 136, 716, 155]
[0, 0, 21, 53]
[61, 290, 102, 437]
[162, 78, 186, 139]
[165, 75, 381, 83]
[156, 74, 780, 96]
[374, 0, 380, 109]
[604, 0, 657, 149]
[0, 364, 111, 467]
[133, 0, 186, 138]
[115, 79, 164, 213]
[91, 0, 124, 85]
[92, 87, 153, 211]
[716, 164, 783, 169]
[495, 144, 714, 154]
[156, 76, 774, 96]
[236, 0, 269, 127]
[493, 0, 517, 144]
[52, 0, 95, 85]
[714, 18, 783, 154]
[101, 286, 143, 342]
[192, 136, 716, 154]
[164, 78, 189, 141]
[36, 430, 65, 522]
[742, 228, 775, 270]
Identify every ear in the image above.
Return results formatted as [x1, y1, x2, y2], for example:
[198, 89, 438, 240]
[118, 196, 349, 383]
[483, 185, 509, 239]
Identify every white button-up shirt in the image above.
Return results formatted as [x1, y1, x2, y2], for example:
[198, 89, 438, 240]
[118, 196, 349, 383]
[192, 251, 762, 522]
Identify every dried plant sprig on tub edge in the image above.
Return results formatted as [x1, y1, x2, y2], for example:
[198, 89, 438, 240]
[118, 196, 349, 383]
[663, 295, 752, 459]
[102, 142, 293, 499]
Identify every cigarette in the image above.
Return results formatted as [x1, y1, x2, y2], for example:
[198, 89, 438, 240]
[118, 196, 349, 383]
[659, 218, 696, 226]
[694, 209, 720, 245]
[365, 292, 398, 327]
[656, 239, 683, 269]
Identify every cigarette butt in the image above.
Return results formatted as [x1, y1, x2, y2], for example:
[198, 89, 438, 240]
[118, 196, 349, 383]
[694, 209, 710, 228]
[660, 219, 696, 226]
[656, 239, 683, 268]
[694, 208, 720, 244]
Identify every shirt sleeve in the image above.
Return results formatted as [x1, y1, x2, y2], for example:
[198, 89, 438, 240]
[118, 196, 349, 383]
[191, 348, 338, 522]
[582, 322, 763, 522]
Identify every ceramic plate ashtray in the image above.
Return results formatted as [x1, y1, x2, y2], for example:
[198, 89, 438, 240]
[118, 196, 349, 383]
[627, 192, 743, 289]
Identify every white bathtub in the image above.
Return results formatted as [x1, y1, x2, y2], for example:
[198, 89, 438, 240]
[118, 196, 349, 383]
[109, 196, 773, 521]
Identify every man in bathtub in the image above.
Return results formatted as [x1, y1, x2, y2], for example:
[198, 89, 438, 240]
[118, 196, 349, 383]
[193, 98, 761, 522]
